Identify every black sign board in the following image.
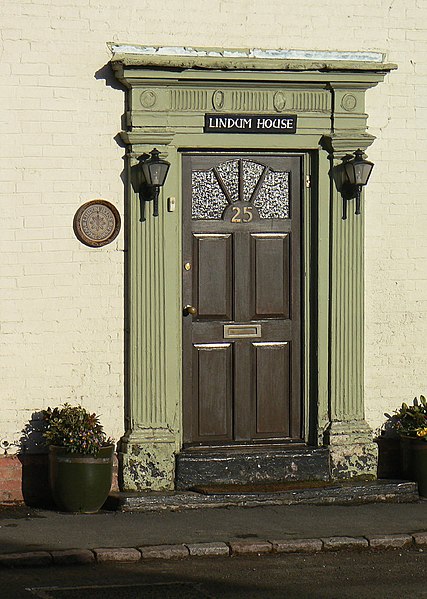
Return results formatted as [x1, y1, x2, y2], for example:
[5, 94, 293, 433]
[204, 113, 297, 134]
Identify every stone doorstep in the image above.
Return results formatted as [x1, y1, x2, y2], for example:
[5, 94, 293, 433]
[0, 533, 426, 568]
[115, 480, 419, 512]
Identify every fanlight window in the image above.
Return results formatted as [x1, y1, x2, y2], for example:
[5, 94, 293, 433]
[191, 158, 290, 220]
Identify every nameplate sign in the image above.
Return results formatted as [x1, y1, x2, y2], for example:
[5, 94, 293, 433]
[204, 114, 297, 134]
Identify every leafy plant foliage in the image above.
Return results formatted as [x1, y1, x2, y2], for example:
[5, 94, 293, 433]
[393, 395, 427, 440]
[43, 403, 111, 455]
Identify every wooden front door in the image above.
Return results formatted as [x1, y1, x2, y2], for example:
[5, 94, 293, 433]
[182, 154, 302, 446]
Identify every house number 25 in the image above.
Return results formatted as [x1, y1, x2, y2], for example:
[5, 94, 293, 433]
[231, 206, 253, 223]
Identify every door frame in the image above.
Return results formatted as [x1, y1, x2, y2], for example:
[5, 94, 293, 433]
[112, 50, 393, 489]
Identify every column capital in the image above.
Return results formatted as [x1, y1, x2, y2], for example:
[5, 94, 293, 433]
[321, 133, 376, 159]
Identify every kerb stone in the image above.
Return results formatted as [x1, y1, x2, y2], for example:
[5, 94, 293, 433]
[270, 538, 323, 553]
[413, 532, 427, 547]
[229, 540, 273, 556]
[185, 542, 230, 557]
[139, 544, 189, 559]
[0, 551, 52, 567]
[51, 549, 95, 565]
[367, 534, 413, 549]
[94, 548, 141, 562]
[322, 537, 368, 551]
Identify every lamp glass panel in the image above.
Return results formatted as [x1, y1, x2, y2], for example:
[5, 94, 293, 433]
[344, 161, 355, 184]
[141, 161, 169, 186]
[353, 162, 373, 186]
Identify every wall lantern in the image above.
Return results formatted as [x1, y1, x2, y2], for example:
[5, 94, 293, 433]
[134, 148, 171, 222]
[341, 149, 374, 219]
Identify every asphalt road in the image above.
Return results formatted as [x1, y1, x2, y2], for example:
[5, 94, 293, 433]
[2, 548, 427, 599]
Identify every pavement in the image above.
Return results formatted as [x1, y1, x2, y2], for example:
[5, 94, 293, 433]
[1, 486, 427, 567]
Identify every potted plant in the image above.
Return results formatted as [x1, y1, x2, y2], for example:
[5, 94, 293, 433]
[43, 403, 114, 513]
[392, 396, 427, 496]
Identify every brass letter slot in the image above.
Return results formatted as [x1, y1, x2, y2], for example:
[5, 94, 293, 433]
[223, 324, 261, 339]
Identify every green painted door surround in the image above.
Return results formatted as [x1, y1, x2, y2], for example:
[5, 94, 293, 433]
[111, 48, 396, 491]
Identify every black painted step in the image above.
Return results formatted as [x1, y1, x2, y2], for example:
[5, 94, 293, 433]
[175, 446, 330, 490]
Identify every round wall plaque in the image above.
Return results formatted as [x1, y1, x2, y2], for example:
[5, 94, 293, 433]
[341, 93, 357, 112]
[73, 200, 121, 248]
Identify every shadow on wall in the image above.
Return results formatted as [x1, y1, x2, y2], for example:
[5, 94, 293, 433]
[18, 412, 54, 508]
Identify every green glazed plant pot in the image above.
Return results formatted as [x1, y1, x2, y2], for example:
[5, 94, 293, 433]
[412, 442, 427, 498]
[49, 445, 114, 513]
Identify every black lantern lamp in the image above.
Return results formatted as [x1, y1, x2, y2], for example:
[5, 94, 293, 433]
[342, 149, 374, 219]
[137, 148, 170, 222]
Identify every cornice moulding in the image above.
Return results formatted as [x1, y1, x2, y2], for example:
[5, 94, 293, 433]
[109, 44, 397, 74]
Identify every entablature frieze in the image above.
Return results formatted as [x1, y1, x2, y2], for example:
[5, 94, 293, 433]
[112, 53, 394, 141]
[130, 86, 332, 115]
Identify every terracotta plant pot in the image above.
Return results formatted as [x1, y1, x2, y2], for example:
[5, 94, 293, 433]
[49, 445, 114, 513]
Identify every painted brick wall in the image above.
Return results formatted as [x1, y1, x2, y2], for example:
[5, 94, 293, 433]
[0, 0, 426, 464]
[363, 2, 427, 431]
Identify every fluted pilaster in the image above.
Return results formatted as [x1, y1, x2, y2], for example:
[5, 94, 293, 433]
[121, 144, 181, 491]
[323, 134, 378, 479]
[329, 163, 364, 422]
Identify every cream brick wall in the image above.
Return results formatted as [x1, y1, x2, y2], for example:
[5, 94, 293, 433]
[0, 0, 425, 449]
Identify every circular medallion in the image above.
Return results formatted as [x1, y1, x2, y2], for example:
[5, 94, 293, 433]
[341, 94, 357, 112]
[140, 90, 157, 109]
[73, 200, 121, 248]
[273, 91, 287, 112]
[212, 90, 225, 110]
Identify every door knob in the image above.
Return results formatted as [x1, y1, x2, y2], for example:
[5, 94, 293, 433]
[183, 305, 197, 316]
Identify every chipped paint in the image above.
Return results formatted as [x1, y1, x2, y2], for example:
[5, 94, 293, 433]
[120, 442, 175, 491]
[327, 421, 378, 480]
[108, 44, 384, 64]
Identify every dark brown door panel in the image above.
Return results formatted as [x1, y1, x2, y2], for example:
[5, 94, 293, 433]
[193, 234, 233, 320]
[183, 153, 302, 446]
[192, 343, 233, 442]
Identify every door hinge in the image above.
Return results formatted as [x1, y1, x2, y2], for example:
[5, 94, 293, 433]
[305, 174, 311, 189]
